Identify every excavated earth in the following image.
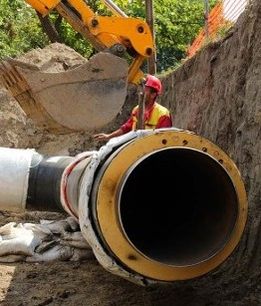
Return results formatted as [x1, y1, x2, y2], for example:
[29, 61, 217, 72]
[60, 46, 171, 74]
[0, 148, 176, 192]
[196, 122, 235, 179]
[0, 0, 260, 305]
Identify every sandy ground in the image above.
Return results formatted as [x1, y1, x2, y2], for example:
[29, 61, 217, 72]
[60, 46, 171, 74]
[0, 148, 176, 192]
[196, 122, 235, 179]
[0, 212, 260, 306]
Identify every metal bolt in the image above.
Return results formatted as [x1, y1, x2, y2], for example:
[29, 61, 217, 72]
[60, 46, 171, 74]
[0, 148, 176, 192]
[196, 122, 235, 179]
[137, 26, 144, 33]
[127, 254, 137, 260]
[146, 48, 153, 56]
[162, 139, 167, 145]
[91, 19, 99, 27]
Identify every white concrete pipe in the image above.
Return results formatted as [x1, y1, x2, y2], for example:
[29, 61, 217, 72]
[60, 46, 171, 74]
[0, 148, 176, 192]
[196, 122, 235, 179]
[0, 129, 248, 285]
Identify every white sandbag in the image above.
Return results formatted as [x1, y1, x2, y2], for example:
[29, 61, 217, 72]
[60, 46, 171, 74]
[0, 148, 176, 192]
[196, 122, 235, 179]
[0, 233, 41, 256]
[26, 245, 73, 262]
[0, 218, 93, 263]
[70, 249, 93, 261]
[66, 217, 79, 231]
[0, 222, 32, 240]
[0, 222, 41, 256]
[40, 219, 70, 234]
[0, 222, 17, 238]
[23, 223, 53, 241]
[61, 231, 90, 249]
[35, 241, 58, 254]
[0, 254, 26, 262]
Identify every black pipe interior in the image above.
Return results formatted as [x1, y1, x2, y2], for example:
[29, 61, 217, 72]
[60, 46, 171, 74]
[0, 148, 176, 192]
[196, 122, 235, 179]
[119, 148, 238, 266]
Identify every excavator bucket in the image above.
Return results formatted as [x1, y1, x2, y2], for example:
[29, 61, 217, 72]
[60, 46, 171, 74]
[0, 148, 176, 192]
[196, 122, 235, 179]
[0, 52, 128, 133]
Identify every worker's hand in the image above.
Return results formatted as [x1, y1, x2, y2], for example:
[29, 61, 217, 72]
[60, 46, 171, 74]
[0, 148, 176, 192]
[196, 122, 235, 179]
[93, 133, 110, 141]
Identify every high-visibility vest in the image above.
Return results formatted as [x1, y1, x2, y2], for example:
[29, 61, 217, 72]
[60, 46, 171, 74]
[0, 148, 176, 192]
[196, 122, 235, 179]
[131, 102, 170, 130]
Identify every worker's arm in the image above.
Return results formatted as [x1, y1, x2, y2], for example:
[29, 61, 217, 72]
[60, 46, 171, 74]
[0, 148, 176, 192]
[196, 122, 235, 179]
[93, 128, 124, 141]
[94, 107, 136, 141]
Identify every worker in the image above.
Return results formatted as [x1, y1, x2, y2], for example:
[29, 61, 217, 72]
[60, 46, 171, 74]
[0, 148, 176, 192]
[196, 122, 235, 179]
[94, 75, 172, 141]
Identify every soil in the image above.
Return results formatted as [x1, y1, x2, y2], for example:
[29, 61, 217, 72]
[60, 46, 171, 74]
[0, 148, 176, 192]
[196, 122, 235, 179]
[0, 0, 260, 305]
[0, 213, 260, 306]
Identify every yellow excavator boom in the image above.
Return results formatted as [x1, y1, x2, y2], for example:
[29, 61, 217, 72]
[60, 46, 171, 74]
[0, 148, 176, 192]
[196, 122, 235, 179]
[25, 0, 154, 84]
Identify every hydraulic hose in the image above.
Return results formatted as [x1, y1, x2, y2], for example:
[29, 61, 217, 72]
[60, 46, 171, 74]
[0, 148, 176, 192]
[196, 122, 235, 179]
[0, 129, 248, 285]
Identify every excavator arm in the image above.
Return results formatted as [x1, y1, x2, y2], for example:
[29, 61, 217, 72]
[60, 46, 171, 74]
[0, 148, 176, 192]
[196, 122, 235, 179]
[25, 0, 154, 84]
[0, 0, 154, 132]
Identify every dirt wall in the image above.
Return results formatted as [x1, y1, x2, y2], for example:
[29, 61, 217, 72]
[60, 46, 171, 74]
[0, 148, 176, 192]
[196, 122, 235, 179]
[160, 0, 260, 285]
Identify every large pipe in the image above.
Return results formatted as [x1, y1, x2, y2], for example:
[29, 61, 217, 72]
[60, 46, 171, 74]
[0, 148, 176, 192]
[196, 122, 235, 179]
[0, 129, 247, 285]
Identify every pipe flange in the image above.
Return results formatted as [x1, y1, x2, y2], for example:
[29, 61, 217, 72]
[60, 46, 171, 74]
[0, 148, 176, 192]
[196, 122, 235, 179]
[94, 130, 248, 281]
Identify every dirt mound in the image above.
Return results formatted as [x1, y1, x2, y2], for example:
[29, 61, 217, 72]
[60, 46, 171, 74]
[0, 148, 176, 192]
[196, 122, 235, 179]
[0, 88, 41, 149]
[0, 43, 135, 155]
[18, 43, 87, 72]
[0, 44, 119, 154]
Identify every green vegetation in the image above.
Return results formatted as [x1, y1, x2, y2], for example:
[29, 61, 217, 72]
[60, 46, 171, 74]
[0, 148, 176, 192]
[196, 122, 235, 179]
[0, 0, 48, 57]
[116, 0, 216, 71]
[0, 0, 216, 71]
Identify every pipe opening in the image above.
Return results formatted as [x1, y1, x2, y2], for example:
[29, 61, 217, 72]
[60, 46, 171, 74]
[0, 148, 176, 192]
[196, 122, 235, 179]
[119, 148, 238, 266]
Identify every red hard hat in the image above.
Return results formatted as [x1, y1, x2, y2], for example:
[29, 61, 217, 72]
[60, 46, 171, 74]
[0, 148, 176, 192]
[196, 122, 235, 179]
[145, 75, 162, 94]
